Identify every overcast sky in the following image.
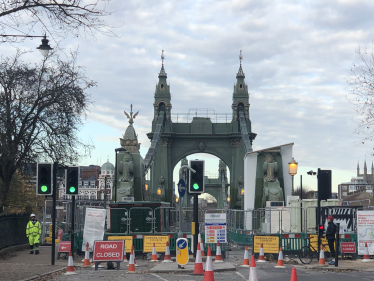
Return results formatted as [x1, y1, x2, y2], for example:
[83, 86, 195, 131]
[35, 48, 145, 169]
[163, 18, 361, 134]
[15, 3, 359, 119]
[2, 0, 374, 193]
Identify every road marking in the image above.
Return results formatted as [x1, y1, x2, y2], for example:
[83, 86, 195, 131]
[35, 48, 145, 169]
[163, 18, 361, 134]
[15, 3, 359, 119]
[151, 273, 169, 281]
[236, 271, 246, 280]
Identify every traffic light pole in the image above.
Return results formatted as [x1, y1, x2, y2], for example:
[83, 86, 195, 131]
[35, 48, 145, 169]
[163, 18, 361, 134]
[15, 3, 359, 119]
[193, 193, 199, 258]
[51, 161, 57, 266]
[71, 195, 75, 255]
[317, 168, 321, 259]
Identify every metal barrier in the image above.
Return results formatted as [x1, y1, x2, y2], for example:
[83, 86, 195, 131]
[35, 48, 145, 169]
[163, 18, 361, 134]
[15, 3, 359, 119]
[0, 214, 29, 250]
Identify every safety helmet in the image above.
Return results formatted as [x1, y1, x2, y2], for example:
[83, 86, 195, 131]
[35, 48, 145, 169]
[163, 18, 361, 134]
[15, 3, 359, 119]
[30, 214, 36, 217]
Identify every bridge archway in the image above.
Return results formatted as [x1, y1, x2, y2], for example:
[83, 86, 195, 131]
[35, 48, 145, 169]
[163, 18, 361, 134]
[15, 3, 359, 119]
[144, 55, 256, 209]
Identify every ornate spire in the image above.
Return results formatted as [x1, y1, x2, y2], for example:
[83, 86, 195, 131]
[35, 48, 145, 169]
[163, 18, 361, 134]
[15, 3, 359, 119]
[120, 104, 140, 152]
[159, 50, 167, 77]
[124, 104, 138, 126]
[237, 50, 245, 78]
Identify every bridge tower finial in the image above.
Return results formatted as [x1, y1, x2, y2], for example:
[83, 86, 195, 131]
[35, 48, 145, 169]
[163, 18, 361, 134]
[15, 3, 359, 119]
[239, 50, 243, 67]
[161, 50, 165, 67]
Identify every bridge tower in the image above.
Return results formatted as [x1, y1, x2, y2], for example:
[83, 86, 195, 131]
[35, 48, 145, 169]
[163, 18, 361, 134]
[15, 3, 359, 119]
[145, 51, 256, 209]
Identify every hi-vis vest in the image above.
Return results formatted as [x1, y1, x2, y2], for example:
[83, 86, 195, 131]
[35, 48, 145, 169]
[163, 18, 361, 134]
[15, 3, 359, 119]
[26, 220, 41, 236]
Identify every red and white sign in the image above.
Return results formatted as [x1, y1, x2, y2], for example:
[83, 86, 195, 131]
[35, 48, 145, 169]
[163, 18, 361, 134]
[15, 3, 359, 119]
[57, 229, 63, 241]
[58, 241, 71, 252]
[93, 241, 124, 262]
[340, 242, 356, 253]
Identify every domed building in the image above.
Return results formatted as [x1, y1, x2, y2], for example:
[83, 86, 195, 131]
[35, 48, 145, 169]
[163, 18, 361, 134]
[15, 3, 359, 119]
[98, 159, 115, 201]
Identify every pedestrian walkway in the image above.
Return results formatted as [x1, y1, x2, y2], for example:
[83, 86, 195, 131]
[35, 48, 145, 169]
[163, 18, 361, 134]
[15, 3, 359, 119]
[0, 246, 65, 281]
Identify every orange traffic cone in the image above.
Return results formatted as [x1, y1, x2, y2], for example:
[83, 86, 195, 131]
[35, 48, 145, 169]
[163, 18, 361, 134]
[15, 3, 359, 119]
[163, 241, 172, 262]
[257, 243, 266, 262]
[83, 242, 90, 267]
[275, 247, 285, 268]
[127, 248, 136, 273]
[241, 246, 250, 267]
[65, 250, 77, 275]
[193, 242, 204, 274]
[363, 242, 372, 262]
[203, 247, 215, 281]
[248, 255, 258, 281]
[200, 238, 205, 257]
[214, 241, 223, 262]
[290, 267, 297, 281]
[318, 244, 325, 265]
[151, 243, 158, 262]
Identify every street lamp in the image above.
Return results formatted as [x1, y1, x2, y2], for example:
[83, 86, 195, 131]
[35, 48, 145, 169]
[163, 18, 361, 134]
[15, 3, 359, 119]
[288, 157, 298, 194]
[1, 34, 53, 57]
[227, 196, 230, 202]
[36, 35, 53, 57]
[145, 183, 149, 191]
[114, 147, 127, 202]
[241, 188, 244, 196]
[175, 197, 179, 203]
[157, 187, 162, 196]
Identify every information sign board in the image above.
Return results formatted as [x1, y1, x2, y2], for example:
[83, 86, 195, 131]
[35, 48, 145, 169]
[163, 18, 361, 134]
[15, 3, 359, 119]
[253, 236, 279, 254]
[58, 241, 71, 253]
[82, 208, 106, 252]
[93, 240, 124, 262]
[341, 242, 356, 253]
[357, 210, 374, 255]
[205, 213, 227, 243]
[57, 229, 63, 241]
[108, 236, 133, 253]
[176, 238, 189, 265]
[143, 235, 169, 253]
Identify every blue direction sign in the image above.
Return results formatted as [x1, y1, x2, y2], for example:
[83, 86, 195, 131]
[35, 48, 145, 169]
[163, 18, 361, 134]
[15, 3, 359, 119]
[177, 239, 187, 250]
[178, 179, 186, 198]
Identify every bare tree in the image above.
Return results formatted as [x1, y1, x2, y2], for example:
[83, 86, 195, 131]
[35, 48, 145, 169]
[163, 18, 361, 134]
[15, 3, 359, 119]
[348, 44, 374, 145]
[0, 50, 94, 210]
[293, 186, 314, 199]
[0, 0, 115, 40]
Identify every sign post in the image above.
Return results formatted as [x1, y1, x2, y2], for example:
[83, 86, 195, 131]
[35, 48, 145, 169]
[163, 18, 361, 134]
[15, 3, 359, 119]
[177, 178, 186, 240]
[93, 240, 124, 271]
[176, 238, 189, 267]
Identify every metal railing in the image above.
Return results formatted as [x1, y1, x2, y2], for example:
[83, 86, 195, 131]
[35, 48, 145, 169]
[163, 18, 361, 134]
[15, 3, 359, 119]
[0, 214, 29, 249]
[171, 108, 232, 123]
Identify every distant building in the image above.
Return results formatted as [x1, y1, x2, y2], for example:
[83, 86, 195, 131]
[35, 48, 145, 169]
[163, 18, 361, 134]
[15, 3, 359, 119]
[338, 161, 374, 200]
[59, 160, 114, 201]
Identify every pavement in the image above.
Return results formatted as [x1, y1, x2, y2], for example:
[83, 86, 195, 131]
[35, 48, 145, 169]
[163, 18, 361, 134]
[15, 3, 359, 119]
[2, 245, 374, 281]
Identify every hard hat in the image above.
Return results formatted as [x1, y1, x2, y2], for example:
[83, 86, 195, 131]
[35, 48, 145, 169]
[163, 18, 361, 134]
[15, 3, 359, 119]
[30, 214, 36, 217]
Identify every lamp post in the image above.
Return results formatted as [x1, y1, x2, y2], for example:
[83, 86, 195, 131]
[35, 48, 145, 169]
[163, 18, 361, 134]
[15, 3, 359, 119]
[288, 158, 298, 195]
[114, 147, 127, 202]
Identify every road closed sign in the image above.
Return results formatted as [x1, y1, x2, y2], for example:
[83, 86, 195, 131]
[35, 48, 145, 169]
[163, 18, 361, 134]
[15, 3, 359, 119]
[176, 238, 189, 265]
[254, 236, 279, 254]
[58, 241, 71, 253]
[93, 240, 124, 262]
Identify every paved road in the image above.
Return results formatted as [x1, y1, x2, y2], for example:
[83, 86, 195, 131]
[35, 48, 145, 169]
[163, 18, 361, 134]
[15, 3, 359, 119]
[52, 263, 374, 281]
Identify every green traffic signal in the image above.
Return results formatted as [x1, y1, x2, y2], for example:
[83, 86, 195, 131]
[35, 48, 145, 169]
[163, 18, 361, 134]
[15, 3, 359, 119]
[193, 183, 199, 190]
[69, 186, 76, 193]
[41, 185, 48, 192]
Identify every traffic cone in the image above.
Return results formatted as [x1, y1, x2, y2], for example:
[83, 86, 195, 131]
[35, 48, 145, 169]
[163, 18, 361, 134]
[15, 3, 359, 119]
[163, 241, 172, 262]
[151, 243, 158, 262]
[248, 255, 258, 281]
[318, 244, 325, 265]
[241, 246, 250, 267]
[201, 238, 205, 257]
[214, 241, 223, 262]
[65, 250, 77, 275]
[363, 242, 372, 262]
[83, 242, 90, 267]
[193, 242, 204, 274]
[257, 243, 266, 262]
[274, 247, 286, 268]
[203, 247, 215, 281]
[290, 268, 297, 281]
[127, 248, 136, 273]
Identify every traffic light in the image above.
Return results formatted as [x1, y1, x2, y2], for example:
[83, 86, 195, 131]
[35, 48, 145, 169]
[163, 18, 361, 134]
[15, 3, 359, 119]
[319, 225, 324, 236]
[37, 163, 53, 195]
[65, 166, 79, 195]
[189, 160, 205, 194]
[318, 169, 332, 201]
